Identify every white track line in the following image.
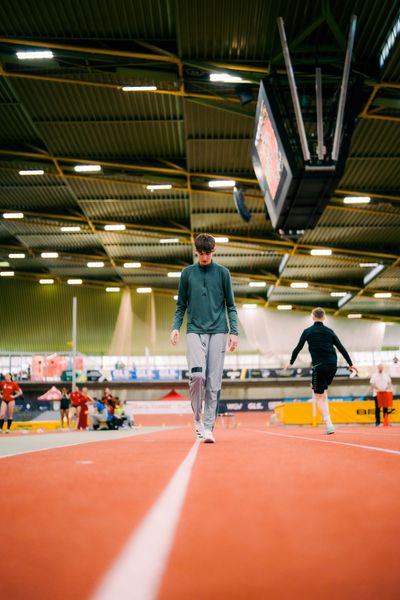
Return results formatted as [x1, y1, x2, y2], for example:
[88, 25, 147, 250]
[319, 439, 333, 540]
[0, 428, 178, 460]
[249, 429, 400, 456]
[92, 440, 200, 600]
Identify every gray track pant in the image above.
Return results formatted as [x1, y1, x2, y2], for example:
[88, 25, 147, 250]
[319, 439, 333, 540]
[186, 333, 228, 430]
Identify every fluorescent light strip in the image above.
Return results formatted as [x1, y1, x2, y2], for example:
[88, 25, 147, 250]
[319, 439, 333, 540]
[343, 196, 371, 204]
[214, 237, 229, 243]
[242, 303, 257, 309]
[41, 252, 59, 258]
[167, 272, 182, 278]
[0, 262, 10, 267]
[374, 292, 392, 298]
[0, 271, 14, 277]
[9, 253, 25, 259]
[121, 86, 157, 92]
[359, 262, 379, 268]
[73, 164, 102, 173]
[146, 184, 172, 191]
[277, 305, 292, 310]
[290, 282, 309, 288]
[137, 287, 152, 294]
[60, 226, 81, 232]
[310, 248, 332, 256]
[18, 169, 44, 176]
[208, 179, 236, 188]
[39, 279, 54, 285]
[363, 264, 385, 286]
[379, 15, 400, 68]
[249, 281, 266, 288]
[159, 238, 179, 244]
[209, 73, 244, 83]
[3, 212, 24, 219]
[17, 50, 54, 59]
[337, 293, 353, 309]
[173, 295, 178, 300]
[87, 261, 104, 268]
[104, 224, 126, 231]
[67, 279, 82, 285]
[347, 314, 362, 319]
[123, 262, 141, 268]
[330, 292, 347, 297]
[106, 287, 120, 293]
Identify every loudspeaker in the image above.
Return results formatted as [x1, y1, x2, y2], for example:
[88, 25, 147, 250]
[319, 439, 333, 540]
[233, 187, 252, 222]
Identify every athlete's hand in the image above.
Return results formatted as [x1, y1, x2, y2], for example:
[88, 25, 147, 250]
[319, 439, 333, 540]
[170, 329, 180, 346]
[228, 334, 238, 352]
[348, 365, 359, 375]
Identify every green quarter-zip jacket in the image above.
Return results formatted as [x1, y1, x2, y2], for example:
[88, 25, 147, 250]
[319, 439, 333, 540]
[172, 261, 238, 335]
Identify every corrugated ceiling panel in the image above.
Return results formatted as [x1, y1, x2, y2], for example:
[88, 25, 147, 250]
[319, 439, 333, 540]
[79, 197, 189, 222]
[302, 226, 400, 247]
[14, 233, 103, 250]
[340, 157, 400, 190]
[344, 296, 400, 314]
[0, 0, 176, 38]
[349, 120, 400, 156]
[187, 139, 252, 172]
[191, 212, 273, 234]
[0, 104, 39, 144]
[66, 178, 184, 199]
[12, 78, 183, 121]
[184, 101, 253, 138]
[37, 121, 185, 158]
[191, 191, 263, 213]
[0, 184, 79, 210]
[105, 243, 191, 261]
[216, 254, 280, 272]
[366, 267, 400, 291]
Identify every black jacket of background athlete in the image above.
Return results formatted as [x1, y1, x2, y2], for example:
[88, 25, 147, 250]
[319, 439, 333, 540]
[290, 321, 353, 367]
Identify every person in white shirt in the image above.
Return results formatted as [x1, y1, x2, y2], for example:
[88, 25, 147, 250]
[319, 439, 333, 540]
[370, 364, 392, 426]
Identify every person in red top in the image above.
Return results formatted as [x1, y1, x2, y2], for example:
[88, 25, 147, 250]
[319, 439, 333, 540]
[0, 373, 23, 433]
[77, 386, 93, 430]
[69, 387, 83, 430]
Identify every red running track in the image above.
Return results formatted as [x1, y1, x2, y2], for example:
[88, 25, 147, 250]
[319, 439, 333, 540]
[1, 417, 400, 600]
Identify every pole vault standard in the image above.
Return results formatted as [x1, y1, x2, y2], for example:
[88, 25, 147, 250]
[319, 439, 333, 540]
[72, 297, 77, 390]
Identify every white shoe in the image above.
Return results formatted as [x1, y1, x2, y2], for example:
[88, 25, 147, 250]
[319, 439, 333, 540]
[194, 421, 205, 440]
[203, 429, 215, 443]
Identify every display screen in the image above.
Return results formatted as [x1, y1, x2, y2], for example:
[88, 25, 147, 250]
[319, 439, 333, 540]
[252, 81, 294, 228]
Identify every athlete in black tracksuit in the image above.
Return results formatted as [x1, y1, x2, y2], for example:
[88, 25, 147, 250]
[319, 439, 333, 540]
[288, 308, 358, 433]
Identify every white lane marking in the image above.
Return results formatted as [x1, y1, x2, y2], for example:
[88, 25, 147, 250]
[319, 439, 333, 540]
[76, 460, 94, 464]
[0, 428, 179, 460]
[249, 429, 400, 456]
[92, 441, 200, 600]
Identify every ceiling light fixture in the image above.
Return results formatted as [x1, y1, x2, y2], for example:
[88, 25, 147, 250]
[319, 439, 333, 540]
[290, 282, 309, 288]
[73, 164, 102, 173]
[123, 262, 141, 268]
[104, 224, 126, 231]
[208, 179, 236, 188]
[343, 196, 371, 204]
[41, 252, 59, 258]
[359, 262, 379, 268]
[374, 292, 392, 298]
[0, 271, 14, 277]
[121, 86, 157, 92]
[16, 50, 54, 60]
[67, 279, 82, 285]
[347, 313, 362, 319]
[310, 248, 332, 256]
[159, 238, 179, 244]
[106, 287, 120, 293]
[18, 169, 44, 176]
[209, 73, 246, 83]
[87, 261, 104, 268]
[39, 279, 54, 285]
[167, 272, 182, 278]
[249, 281, 266, 288]
[137, 287, 152, 294]
[8, 253, 25, 259]
[242, 303, 258, 309]
[60, 226, 81, 232]
[3, 212, 24, 219]
[214, 237, 229, 243]
[277, 305, 293, 310]
[330, 292, 347, 297]
[146, 184, 172, 191]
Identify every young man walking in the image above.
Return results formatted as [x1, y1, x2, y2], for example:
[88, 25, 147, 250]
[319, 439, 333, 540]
[170, 234, 238, 443]
[287, 307, 358, 434]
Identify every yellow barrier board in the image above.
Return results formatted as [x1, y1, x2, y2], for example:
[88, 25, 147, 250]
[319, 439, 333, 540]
[274, 401, 400, 425]
[10, 421, 69, 431]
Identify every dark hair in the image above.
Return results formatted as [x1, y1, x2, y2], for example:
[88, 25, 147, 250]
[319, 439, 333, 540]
[195, 234, 215, 253]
